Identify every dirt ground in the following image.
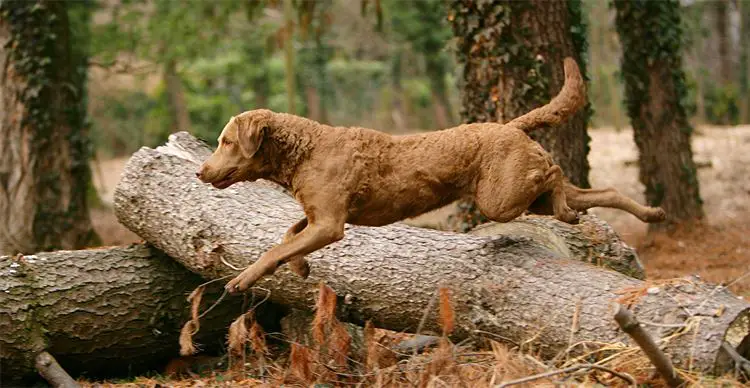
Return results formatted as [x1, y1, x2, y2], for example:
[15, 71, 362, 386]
[90, 125, 750, 294]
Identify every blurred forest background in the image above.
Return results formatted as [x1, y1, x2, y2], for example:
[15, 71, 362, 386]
[87, 0, 749, 155]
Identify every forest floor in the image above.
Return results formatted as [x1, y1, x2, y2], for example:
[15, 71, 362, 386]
[84, 125, 750, 387]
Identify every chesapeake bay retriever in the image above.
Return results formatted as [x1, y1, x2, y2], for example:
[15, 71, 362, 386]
[196, 57, 666, 293]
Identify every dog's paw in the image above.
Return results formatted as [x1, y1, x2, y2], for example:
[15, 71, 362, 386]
[557, 208, 580, 224]
[226, 263, 272, 293]
[645, 207, 667, 223]
[288, 258, 311, 279]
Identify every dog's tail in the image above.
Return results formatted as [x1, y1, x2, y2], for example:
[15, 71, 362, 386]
[506, 57, 586, 133]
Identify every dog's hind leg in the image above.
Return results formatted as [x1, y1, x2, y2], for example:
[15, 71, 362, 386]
[564, 183, 666, 223]
[282, 218, 311, 279]
[542, 165, 579, 224]
[475, 160, 577, 224]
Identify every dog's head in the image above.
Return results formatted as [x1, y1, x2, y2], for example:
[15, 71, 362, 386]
[196, 110, 272, 189]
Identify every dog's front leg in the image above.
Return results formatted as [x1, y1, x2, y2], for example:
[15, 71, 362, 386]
[226, 215, 346, 293]
[283, 217, 311, 278]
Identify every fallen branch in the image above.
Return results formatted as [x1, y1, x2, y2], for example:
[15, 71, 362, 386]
[721, 341, 750, 379]
[35, 352, 79, 388]
[495, 363, 636, 387]
[614, 305, 684, 387]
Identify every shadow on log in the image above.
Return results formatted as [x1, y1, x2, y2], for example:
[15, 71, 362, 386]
[0, 245, 268, 384]
[114, 132, 750, 375]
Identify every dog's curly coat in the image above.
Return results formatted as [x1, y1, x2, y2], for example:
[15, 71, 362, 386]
[196, 58, 665, 292]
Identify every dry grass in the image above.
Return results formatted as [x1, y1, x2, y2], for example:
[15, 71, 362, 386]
[79, 282, 748, 388]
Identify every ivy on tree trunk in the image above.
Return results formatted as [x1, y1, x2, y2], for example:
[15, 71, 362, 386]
[448, 0, 592, 231]
[612, 0, 704, 230]
[0, 0, 98, 254]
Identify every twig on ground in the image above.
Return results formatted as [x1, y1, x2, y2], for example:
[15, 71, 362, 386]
[721, 341, 750, 379]
[695, 270, 750, 313]
[415, 289, 438, 337]
[187, 274, 234, 320]
[391, 335, 441, 354]
[413, 289, 439, 358]
[494, 363, 636, 388]
[472, 330, 520, 347]
[220, 255, 244, 271]
[197, 289, 228, 320]
[35, 352, 80, 388]
[614, 305, 685, 387]
[639, 320, 688, 329]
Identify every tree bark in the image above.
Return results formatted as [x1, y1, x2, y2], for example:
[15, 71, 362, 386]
[613, 0, 705, 230]
[0, 244, 250, 383]
[0, 0, 98, 255]
[449, 0, 591, 188]
[448, 0, 591, 231]
[113, 132, 750, 375]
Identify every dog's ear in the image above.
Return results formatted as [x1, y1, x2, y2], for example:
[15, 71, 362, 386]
[236, 115, 266, 159]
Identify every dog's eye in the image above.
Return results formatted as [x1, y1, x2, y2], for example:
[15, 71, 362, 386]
[223, 139, 233, 146]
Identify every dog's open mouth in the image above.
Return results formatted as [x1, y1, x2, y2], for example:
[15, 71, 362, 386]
[211, 168, 238, 189]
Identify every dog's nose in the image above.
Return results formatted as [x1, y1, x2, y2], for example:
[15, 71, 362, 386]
[196, 170, 203, 179]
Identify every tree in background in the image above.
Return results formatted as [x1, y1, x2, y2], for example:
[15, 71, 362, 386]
[297, 0, 335, 123]
[388, 0, 455, 128]
[0, 0, 98, 254]
[448, 0, 591, 231]
[613, 0, 704, 230]
[712, 0, 734, 125]
[740, 0, 750, 123]
[92, 1, 240, 144]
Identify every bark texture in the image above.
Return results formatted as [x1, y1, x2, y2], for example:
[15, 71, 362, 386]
[0, 0, 97, 255]
[449, 0, 591, 187]
[114, 132, 750, 374]
[0, 245, 248, 383]
[613, 0, 704, 229]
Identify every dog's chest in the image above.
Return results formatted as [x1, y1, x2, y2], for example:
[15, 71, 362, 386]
[345, 172, 462, 226]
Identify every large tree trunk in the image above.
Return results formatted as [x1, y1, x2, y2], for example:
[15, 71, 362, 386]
[613, 0, 705, 230]
[449, 0, 591, 187]
[0, 245, 253, 384]
[448, 0, 591, 231]
[113, 132, 750, 375]
[0, 0, 97, 255]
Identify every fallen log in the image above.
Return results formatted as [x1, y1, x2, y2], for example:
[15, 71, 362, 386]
[0, 244, 253, 383]
[114, 132, 750, 375]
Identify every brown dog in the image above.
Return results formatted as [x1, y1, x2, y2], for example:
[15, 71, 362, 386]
[196, 57, 665, 293]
